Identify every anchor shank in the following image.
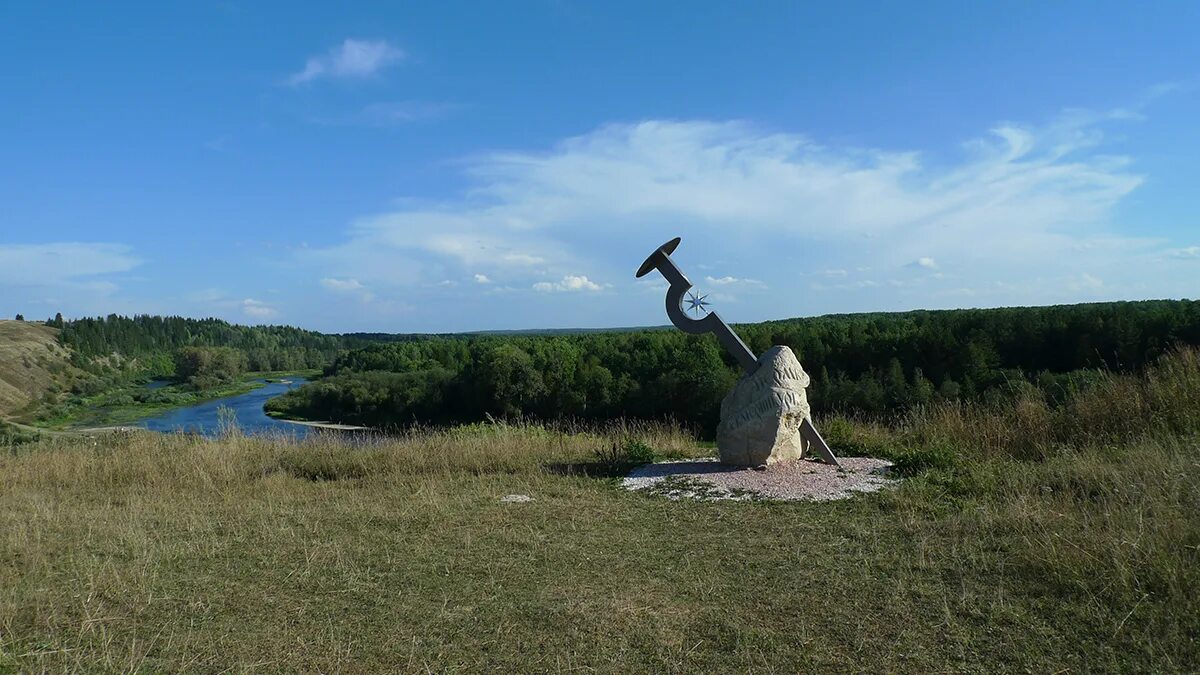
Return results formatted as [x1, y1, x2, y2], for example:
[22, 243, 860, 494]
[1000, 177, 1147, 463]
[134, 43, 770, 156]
[638, 237, 760, 375]
[713, 321, 759, 374]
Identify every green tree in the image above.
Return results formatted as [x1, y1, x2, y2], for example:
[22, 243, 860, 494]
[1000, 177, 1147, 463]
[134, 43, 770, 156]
[884, 358, 908, 409]
[477, 343, 547, 417]
[910, 367, 935, 406]
[937, 377, 961, 401]
[174, 346, 248, 389]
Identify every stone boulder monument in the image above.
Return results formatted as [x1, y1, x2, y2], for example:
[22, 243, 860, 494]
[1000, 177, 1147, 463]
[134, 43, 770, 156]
[637, 237, 839, 467]
[716, 345, 816, 466]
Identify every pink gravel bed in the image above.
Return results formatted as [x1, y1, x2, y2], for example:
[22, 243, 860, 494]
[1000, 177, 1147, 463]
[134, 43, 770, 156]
[621, 456, 897, 502]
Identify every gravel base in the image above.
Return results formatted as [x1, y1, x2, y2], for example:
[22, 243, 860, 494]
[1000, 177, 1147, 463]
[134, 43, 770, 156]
[621, 456, 897, 502]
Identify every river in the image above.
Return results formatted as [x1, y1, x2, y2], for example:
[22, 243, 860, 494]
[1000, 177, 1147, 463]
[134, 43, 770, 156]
[134, 378, 313, 438]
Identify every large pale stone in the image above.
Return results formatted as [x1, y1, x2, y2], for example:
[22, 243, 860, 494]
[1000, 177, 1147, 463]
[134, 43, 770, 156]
[716, 345, 813, 466]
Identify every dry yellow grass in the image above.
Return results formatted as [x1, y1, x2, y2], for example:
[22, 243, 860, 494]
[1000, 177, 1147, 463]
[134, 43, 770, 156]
[0, 320, 72, 420]
[2, 404, 1197, 672]
[3, 351, 1200, 671]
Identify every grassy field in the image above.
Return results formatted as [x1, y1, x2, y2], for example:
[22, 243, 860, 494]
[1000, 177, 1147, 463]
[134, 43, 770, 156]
[1, 353, 1198, 672]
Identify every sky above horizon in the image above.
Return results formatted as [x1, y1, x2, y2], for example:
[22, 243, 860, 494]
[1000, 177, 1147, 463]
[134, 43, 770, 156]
[2, 1, 1198, 333]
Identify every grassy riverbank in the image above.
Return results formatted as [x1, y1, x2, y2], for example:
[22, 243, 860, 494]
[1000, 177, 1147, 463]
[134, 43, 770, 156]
[25, 370, 319, 430]
[2, 351, 1198, 671]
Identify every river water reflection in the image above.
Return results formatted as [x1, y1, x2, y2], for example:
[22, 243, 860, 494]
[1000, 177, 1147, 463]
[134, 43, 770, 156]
[135, 378, 311, 438]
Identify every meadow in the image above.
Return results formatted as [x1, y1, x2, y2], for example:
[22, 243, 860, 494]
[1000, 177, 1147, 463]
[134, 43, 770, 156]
[2, 350, 1197, 672]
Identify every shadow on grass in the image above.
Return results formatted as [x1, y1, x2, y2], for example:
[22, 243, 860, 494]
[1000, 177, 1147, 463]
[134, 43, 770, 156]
[542, 460, 635, 479]
[544, 458, 742, 480]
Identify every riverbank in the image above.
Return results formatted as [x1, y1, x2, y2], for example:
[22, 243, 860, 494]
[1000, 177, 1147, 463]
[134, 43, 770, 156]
[271, 417, 373, 431]
[24, 370, 319, 431]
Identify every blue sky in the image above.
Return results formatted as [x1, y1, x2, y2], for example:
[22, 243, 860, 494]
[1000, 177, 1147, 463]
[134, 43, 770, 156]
[2, 1, 1198, 333]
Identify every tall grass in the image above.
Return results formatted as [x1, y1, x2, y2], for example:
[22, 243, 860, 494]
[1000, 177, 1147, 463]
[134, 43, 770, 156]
[0, 418, 698, 492]
[814, 348, 1200, 672]
[823, 346, 1200, 465]
[0, 351, 1197, 671]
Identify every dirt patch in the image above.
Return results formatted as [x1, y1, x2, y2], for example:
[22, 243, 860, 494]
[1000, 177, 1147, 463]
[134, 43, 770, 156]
[621, 456, 897, 502]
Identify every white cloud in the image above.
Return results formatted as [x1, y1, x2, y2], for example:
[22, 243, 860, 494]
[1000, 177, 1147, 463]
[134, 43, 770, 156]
[705, 275, 765, 287]
[1169, 246, 1200, 260]
[474, 273, 492, 284]
[0, 242, 142, 316]
[318, 277, 375, 303]
[0, 242, 140, 286]
[502, 252, 546, 266]
[300, 101, 1196, 323]
[287, 39, 404, 85]
[241, 298, 278, 319]
[636, 278, 669, 293]
[320, 277, 365, 291]
[533, 275, 604, 292]
[1070, 273, 1105, 291]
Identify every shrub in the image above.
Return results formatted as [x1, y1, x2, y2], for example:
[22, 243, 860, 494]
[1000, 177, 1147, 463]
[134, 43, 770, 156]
[592, 436, 657, 470]
[174, 346, 248, 389]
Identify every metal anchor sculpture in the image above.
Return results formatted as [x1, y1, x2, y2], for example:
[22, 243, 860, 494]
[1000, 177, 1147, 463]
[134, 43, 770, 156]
[636, 237, 759, 375]
[636, 236, 840, 466]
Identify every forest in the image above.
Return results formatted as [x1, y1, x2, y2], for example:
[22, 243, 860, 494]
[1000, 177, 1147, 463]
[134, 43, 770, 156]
[263, 299, 1200, 433]
[59, 314, 355, 379]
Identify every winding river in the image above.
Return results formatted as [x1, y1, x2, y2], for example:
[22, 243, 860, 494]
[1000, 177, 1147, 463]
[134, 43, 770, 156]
[134, 378, 312, 438]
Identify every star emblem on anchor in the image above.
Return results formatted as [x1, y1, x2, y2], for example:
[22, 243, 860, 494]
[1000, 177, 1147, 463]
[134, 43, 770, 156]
[685, 291, 711, 315]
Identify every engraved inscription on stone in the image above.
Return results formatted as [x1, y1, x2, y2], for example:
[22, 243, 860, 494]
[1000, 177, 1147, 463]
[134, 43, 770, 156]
[715, 345, 815, 466]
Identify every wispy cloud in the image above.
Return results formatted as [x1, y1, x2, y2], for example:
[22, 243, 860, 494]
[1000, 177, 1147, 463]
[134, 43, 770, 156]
[0, 242, 140, 286]
[705, 275, 765, 288]
[533, 275, 604, 292]
[287, 39, 404, 85]
[1168, 245, 1200, 260]
[1068, 273, 1105, 292]
[502, 253, 545, 266]
[298, 99, 1193, 324]
[473, 274, 492, 284]
[0, 243, 141, 315]
[320, 277, 365, 292]
[241, 298, 278, 319]
[319, 277, 375, 303]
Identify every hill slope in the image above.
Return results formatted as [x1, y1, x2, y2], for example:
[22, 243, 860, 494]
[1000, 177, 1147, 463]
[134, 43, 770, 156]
[0, 320, 73, 419]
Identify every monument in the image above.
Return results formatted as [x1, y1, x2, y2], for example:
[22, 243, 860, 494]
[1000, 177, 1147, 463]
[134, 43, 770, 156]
[636, 237, 840, 467]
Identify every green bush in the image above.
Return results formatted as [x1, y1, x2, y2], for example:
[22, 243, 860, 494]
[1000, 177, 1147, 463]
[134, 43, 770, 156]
[175, 346, 247, 389]
[592, 436, 657, 470]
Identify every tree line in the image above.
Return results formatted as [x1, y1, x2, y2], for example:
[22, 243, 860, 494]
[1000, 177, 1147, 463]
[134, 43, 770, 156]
[264, 300, 1200, 433]
[58, 314, 357, 378]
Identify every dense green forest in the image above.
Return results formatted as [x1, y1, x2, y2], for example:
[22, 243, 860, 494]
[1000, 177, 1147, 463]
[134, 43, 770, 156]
[60, 314, 354, 378]
[266, 300, 1200, 433]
